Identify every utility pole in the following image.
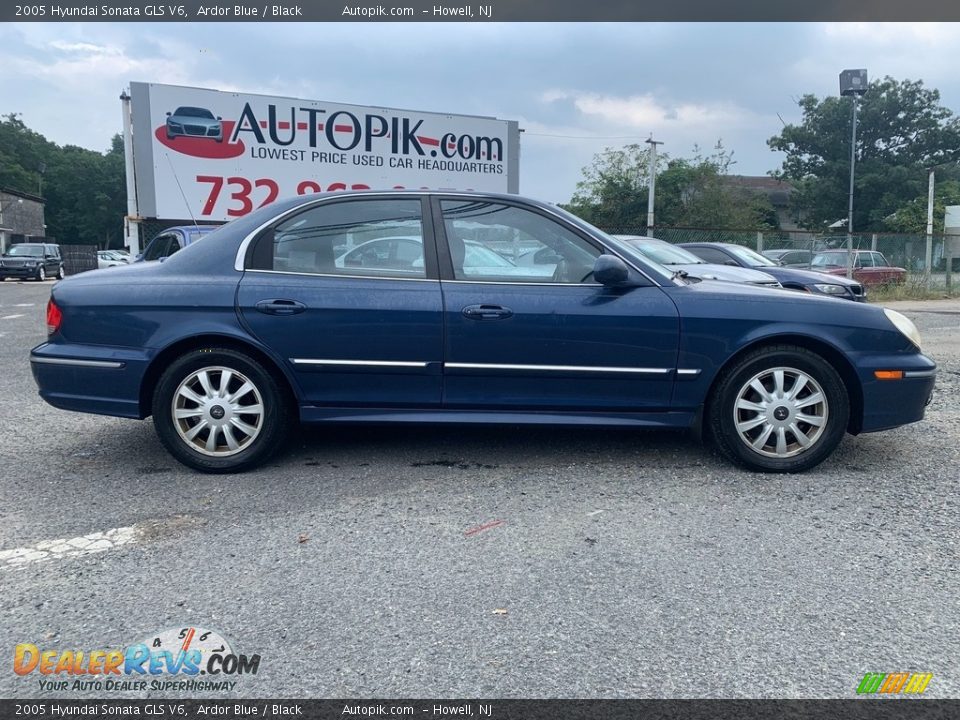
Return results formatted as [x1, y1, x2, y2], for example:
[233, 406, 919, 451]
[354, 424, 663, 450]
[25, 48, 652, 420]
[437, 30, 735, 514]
[840, 69, 867, 280]
[925, 168, 935, 289]
[645, 137, 663, 238]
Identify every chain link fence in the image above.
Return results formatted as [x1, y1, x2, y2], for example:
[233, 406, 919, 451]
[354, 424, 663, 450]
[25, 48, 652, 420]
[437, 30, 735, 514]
[601, 225, 960, 290]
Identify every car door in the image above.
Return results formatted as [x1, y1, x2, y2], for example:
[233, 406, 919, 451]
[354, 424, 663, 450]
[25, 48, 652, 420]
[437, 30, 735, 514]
[236, 195, 443, 407]
[851, 252, 873, 284]
[869, 252, 901, 284]
[44, 245, 60, 274]
[142, 233, 179, 261]
[435, 197, 679, 411]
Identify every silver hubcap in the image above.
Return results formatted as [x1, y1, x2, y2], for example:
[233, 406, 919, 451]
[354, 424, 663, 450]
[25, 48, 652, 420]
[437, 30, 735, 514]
[171, 366, 265, 457]
[733, 367, 829, 458]
[38, 267, 45, 280]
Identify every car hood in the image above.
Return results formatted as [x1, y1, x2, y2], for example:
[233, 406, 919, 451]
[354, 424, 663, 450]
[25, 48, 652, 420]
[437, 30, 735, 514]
[669, 263, 778, 284]
[764, 266, 861, 286]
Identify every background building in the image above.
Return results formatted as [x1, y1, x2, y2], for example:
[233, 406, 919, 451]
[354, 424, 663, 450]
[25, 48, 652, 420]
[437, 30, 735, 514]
[0, 188, 47, 253]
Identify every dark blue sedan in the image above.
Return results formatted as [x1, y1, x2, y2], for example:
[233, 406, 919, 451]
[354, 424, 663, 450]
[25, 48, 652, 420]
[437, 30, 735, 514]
[680, 242, 867, 301]
[31, 191, 935, 474]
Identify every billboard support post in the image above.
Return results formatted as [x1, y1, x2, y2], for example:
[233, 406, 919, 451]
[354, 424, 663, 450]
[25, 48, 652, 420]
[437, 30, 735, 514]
[120, 89, 141, 256]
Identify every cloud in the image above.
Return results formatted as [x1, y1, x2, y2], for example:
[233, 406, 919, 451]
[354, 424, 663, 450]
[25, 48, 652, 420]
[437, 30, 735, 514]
[2, 22, 959, 206]
[541, 90, 762, 133]
[821, 22, 960, 45]
[48, 40, 120, 55]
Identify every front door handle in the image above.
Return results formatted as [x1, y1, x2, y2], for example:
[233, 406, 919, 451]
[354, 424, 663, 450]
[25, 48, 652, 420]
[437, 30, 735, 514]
[462, 304, 513, 320]
[256, 299, 307, 316]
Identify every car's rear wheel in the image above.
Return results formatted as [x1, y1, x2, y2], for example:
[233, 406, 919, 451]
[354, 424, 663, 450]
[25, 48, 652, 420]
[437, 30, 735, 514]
[708, 345, 849, 473]
[152, 348, 291, 473]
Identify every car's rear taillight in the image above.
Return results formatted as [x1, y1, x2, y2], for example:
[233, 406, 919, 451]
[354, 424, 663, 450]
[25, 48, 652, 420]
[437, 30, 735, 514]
[46, 298, 62, 335]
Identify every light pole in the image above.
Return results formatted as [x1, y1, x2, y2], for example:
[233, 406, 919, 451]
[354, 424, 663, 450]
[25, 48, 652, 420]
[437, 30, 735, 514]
[645, 137, 663, 238]
[840, 69, 867, 279]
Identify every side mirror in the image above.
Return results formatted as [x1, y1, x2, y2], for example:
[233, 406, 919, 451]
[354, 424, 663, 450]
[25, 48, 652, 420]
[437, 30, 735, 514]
[217, 116, 222, 120]
[166, 111, 171, 116]
[593, 254, 629, 285]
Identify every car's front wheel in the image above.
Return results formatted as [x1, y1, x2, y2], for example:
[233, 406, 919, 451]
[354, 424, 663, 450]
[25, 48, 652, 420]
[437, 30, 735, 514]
[56, 265, 65, 280]
[36, 266, 46, 281]
[708, 345, 849, 473]
[152, 348, 291, 472]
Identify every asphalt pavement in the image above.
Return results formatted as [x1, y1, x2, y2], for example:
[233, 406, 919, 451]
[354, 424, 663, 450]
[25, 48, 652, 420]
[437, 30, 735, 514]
[1, 279, 958, 699]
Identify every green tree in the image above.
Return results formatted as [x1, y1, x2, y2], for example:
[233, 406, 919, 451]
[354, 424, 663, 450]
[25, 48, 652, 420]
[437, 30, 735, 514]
[0, 114, 126, 247]
[769, 76, 960, 231]
[563, 143, 652, 228]
[0, 113, 54, 194]
[563, 141, 776, 230]
[884, 179, 960, 233]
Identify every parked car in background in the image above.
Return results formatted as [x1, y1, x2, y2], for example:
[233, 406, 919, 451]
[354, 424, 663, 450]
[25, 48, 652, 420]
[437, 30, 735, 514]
[324, 235, 555, 278]
[763, 248, 813, 268]
[613, 236, 781, 288]
[810, 250, 907, 287]
[32, 190, 935, 475]
[681, 242, 867, 301]
[0, 243, 64, 281]
[97, 250, 131, 269]
[137, 225, 220, 262]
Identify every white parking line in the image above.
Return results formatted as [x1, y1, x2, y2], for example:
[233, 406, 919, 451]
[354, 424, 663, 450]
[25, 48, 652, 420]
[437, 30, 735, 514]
[13, 303, 35, 307]
[0, 527, 136, 569]
[1, 314, 25, 320]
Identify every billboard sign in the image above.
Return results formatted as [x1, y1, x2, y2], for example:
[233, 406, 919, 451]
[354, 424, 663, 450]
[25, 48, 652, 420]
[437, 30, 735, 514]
[128, 82, 520, 222]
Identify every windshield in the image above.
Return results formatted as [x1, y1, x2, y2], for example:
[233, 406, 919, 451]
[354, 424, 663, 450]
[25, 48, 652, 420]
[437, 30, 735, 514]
[811, 253, 846, 268]
[174, 107, 215, 119]
[5, 245, 44, 257]
[603, 235, 687, 285]
[727, 245, 776, 267]
[624, 240, 704, 265]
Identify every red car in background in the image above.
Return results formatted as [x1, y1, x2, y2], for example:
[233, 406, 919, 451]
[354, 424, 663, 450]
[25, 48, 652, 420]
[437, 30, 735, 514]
[811, 250, 907, 287]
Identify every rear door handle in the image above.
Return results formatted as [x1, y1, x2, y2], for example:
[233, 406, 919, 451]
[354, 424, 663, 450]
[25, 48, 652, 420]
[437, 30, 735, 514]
[256, 299, 307, 316]
[462, 304, 513, 320]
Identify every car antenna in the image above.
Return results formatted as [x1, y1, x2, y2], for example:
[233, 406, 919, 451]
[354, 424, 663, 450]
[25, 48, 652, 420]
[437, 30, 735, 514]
[164, 153, 200, 227]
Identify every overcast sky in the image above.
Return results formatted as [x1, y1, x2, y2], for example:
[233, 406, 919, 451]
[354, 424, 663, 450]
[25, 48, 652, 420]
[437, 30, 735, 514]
[3, 22, 960, 204]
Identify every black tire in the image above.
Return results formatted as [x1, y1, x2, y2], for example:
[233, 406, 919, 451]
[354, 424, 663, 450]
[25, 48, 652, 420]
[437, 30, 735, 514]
[56, 265, 65, 280]
[707, 345, 849, 473]
[152, 348, 292, 473]
[36, 266, 46, 281]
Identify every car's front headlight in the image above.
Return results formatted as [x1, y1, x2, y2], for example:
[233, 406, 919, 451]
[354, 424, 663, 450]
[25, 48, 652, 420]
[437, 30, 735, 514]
[813, 283, 847, 295]
[884, 308, 922, 350]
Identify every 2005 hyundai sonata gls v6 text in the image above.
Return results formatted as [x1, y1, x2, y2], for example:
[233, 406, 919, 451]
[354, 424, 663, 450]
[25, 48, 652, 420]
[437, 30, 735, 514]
[31, 191, 936, 473]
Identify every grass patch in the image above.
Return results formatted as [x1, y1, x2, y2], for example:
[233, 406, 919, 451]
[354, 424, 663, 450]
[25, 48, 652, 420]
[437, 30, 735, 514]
[867, 277, 960, 302]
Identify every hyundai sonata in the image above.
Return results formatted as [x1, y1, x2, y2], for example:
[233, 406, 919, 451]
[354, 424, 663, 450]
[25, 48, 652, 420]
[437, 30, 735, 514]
[31, 191, 935, 474]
